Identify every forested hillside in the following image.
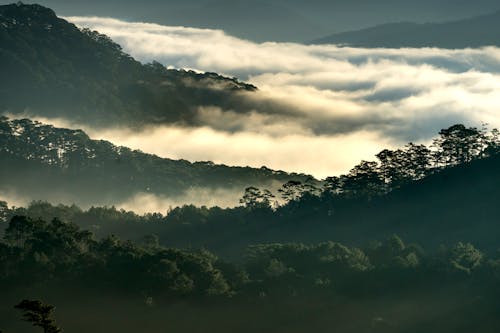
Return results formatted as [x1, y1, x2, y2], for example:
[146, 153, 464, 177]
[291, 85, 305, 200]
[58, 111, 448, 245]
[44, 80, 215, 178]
[2, 123, 498, 256]
[1, 123, 499, 333]
[0, 3, 257, 127]
[1, 3, 500, 333]
[1, 214, 500, 332]
[0, 117, 312, 206]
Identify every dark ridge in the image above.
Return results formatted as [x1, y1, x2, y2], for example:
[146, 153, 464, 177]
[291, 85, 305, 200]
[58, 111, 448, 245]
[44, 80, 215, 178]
[0, 2, 258, 128]
[0, 117, 314, 206]
[312, 10, 500, 48]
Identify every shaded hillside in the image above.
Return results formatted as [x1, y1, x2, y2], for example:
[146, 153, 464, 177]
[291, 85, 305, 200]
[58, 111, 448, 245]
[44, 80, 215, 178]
[4, 124, 498, 257]
[339, 154, 500, 248]
[0, 117, 312, 206]
[312, 11, 500, 48]
[0, 3, 257, 127]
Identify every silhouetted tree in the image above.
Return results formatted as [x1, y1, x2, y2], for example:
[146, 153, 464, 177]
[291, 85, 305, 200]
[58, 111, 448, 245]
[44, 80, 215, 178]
[342, 161, 383, 198]
[15, 299, 62, 333]
[0, 201, 8, 223]
[240, 186, 274, 209]
[433, 124, 485, 166]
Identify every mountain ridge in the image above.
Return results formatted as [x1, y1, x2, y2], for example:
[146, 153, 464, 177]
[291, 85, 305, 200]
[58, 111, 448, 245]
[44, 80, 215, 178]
[312, 10, 500, 48]
[0, 2, 258, 128]
[0, 117, 314, 207]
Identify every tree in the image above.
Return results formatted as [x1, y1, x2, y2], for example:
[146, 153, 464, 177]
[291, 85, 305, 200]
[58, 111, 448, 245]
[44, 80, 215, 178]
[448, 242, 483, 274]
[432, 124, 485, 166]
[239, 186, 274, 209]
[15, 299, 62, 333]
[485, 128, 500, 156]
[4, 216, 40, 247]
[342, 161, 383, 198]
[403, 143, 431, 180]
[376, 143, 431, 190]
[0, 201, 8, 223]
[278, 180, 304, 202]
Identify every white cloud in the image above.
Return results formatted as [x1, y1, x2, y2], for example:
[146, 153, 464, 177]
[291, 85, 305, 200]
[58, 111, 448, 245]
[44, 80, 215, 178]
[86, 125, 388, 180]
[60, 16, 500, 178]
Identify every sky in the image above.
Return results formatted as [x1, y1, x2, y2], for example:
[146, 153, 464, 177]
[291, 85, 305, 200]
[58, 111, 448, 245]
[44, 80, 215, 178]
[43, 16, 500, 179]
[5, 0, 500, 42]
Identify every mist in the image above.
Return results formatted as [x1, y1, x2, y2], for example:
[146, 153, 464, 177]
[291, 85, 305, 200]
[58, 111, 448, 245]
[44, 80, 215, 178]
[117, 187, 247, 214]
[55, 16, 500, 177]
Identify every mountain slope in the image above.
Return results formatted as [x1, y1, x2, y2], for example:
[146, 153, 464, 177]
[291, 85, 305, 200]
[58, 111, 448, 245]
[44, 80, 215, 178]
[156, 153, 500, 255]
[0, 117, 312, 207]
[312, 11, 500, 48]
[0, 3, 257, 128]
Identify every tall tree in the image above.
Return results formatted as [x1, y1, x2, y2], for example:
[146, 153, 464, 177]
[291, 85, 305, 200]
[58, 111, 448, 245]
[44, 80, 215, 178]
[433, 124, 485, 166]
[240, 186, 275, 209]
[342, 161, 383, 198]
[15, 299, 62, 333]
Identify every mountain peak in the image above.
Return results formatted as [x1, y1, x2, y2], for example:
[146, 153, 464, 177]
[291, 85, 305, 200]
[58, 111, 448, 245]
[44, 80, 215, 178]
[0, 2, 65, 31]
[1, 2, 56, 21]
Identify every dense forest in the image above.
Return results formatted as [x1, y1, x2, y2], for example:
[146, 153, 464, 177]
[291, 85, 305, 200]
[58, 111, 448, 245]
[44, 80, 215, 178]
[0, 117, 312, 206]
[1, 123, 499, 332]
[2, 123, 498, 255]
[1, 214, 500, 332]
[1, 2, 500, 333]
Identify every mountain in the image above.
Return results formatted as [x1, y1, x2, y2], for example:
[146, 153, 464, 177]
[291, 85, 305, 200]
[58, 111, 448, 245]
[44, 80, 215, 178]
[5, 0, 500, 42]
[0, 3, 258, 128]
[0, 117, 312, 207]
[312, 10, 500, 48]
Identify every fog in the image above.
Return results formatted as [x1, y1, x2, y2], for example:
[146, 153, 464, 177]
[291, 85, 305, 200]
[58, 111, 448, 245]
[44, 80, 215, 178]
[47, 16, 500, 178]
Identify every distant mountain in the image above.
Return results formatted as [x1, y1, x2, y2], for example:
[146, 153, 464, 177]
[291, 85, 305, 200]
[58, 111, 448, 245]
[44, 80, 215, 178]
[0, 117, 312, 207]
[0, 3, 258, 128]
[6, 0, 500, 42]
[312, 10, 500, 48]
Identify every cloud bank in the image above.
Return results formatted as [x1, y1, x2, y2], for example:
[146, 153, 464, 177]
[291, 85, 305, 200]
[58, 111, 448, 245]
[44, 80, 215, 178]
[63, 16, 500, 178]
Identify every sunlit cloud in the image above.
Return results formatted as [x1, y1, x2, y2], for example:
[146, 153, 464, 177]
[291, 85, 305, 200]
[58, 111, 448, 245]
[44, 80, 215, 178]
[58, 16, 500, 178]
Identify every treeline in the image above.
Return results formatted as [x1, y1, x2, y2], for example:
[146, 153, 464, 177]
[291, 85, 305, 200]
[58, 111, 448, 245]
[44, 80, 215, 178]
[2, 123, 498, 254]
[0, 117, 311, 204]
[250, 123, 500, 206]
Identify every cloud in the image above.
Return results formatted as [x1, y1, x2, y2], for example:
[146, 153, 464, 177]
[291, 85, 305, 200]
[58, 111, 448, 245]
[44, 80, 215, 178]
[58, 16, 500, 178]
[117, 188, 246, 214]
[85, 124, 388, 180]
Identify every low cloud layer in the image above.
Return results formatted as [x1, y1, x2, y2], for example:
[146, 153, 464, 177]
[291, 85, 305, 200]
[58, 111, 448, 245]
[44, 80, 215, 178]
[62, 16, 500, 178]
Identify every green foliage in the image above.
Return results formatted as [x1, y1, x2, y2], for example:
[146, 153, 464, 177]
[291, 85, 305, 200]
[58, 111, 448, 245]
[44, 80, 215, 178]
[1, 215, 232, 298]
[445, 242, 484, 274]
